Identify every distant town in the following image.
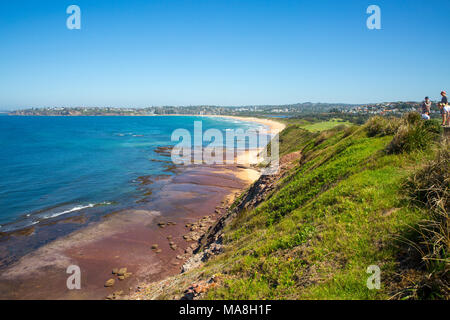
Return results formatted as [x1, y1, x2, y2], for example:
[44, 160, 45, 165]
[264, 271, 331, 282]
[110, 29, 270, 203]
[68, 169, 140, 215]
[5, 101, 439, 118]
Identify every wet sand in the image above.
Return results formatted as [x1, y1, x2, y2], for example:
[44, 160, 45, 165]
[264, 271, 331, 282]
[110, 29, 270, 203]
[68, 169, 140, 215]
[0, 164, 259, 299]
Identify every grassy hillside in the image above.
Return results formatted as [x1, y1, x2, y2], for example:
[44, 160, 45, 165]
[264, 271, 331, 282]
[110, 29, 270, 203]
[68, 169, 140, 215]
[137, 114, 448, 300]
[297, 118, 352, 132]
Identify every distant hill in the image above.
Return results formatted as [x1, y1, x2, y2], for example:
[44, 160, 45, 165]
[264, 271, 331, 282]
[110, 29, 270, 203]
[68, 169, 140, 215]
[8, 102, 422, 117]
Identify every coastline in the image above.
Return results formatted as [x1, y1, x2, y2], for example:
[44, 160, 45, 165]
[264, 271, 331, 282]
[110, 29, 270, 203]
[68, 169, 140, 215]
[161, 115, 286, 166]
[157, 114, 286, 136]
[0, 115, 284, 300]
[205, 115, 286, 135]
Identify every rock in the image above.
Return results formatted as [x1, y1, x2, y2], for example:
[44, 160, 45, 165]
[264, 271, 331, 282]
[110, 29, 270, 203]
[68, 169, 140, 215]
[104, 279, 115, 287]
[112, 268, 118, 274]
[176, 255, 184, 260]
[118, 276, 125, 280]
[117, 267, 127, 276]
[151, 244, 158, 250]
[155, 249, 162, 253]
[194, 284, 207, 294]
[170, 244, 177, 250]
[167, 235, 172, 240]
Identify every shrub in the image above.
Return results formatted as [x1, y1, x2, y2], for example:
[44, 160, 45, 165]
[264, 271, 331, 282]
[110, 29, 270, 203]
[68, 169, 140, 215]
[332, 124, 348, 132]
[366, 116, 401, 137]
[342, 125, 358, 138]
[423, 120, 444, 135]
[386, 119, 441, 154]
[404, 111, 422, 125]
[402, 141, 449, 299]
[405, 141, 449, 226]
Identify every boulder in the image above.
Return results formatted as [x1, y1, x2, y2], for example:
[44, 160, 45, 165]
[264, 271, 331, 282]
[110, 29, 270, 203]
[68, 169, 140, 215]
[117, 267, 127, 276]
[104, 279, 115, 287]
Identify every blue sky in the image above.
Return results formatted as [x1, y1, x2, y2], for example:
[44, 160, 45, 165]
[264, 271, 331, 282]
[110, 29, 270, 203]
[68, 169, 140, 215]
[0, 0, 449, 109]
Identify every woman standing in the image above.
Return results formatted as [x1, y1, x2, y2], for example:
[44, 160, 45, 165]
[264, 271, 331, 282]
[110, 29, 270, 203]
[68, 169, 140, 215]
[421, 96, 431, 120]
[439, 91, 449, 126]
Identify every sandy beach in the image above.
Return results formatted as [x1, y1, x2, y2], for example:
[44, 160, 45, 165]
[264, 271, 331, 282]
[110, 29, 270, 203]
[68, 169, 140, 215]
[162, 114, 286, 135]
[163, 115, 286, 166]
[213, 115, 286, 135]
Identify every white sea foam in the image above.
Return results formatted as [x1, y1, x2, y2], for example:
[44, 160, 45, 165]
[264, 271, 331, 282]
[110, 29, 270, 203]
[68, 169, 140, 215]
[0, 202, 114, 232]
[42, 204, 96, 219]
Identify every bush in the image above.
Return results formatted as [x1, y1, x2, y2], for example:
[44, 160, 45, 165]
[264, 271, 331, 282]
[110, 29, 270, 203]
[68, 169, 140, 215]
[402, 141, 449, 298]
[366, 116, 401, 137]
[342, 125, 358, 138]
[386, 124, 421, 154]
[423, 120, 444, 135]
[404, 112, 422, 125]
[386, 117, 441, 154]
[365, 113, 442, 154]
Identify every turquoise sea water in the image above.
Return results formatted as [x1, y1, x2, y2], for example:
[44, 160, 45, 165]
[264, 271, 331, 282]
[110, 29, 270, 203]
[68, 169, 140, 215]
[0, 115, 263, 232]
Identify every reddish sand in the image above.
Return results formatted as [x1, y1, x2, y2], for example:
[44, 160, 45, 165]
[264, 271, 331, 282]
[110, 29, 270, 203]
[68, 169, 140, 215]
[0, 164, 258, 299]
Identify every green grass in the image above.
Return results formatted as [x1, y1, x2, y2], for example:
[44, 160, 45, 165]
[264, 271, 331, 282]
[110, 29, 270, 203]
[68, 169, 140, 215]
[298, 119, 352, 132]
[175, 117, 443, 300]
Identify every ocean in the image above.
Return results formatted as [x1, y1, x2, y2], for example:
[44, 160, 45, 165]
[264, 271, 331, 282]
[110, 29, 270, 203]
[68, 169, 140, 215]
[0, 115, 263, 233]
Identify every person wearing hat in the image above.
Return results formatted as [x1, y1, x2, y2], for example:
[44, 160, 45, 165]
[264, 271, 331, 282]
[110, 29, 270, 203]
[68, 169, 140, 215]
[421, 96, 431, 120]
[439, 91, 449, 126]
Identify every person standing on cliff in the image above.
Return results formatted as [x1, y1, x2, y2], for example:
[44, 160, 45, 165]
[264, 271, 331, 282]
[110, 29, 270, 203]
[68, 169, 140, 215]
[421, 96, 432, 120]
[439, 91, 449, 126]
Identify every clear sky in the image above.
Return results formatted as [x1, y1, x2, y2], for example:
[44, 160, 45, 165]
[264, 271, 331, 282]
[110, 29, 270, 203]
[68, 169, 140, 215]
[0, 0, 449, 109]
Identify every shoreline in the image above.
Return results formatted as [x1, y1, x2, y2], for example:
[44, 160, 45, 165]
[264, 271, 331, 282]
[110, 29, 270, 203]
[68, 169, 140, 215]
[155, 114, 286, 136]
[0, 115, 282, 300]
[203, 115, 286, 135]
[161, 115, 286, 166]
